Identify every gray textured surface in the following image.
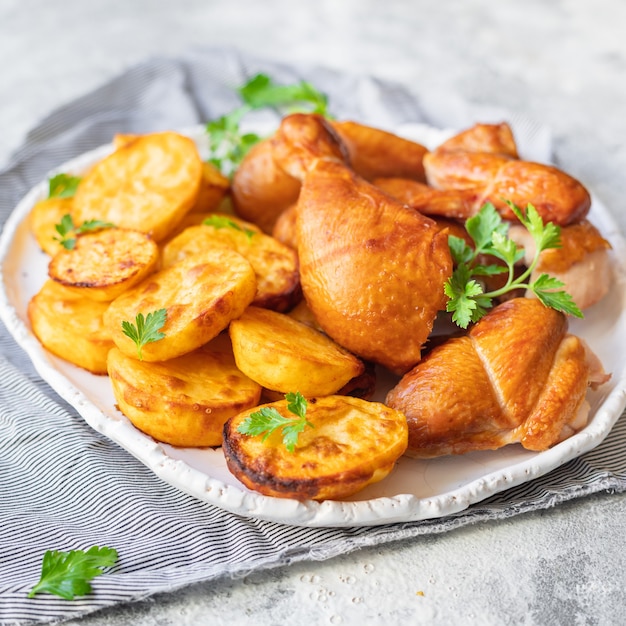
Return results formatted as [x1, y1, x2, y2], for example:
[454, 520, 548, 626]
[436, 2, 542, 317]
[2, 0, 626, 623]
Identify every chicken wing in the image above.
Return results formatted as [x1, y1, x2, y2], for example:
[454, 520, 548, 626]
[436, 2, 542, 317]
[374, 177, 480, 220]
[423, 150, 590, 225]
[435, 122, 519, 158]
[330, 120, 428, 182]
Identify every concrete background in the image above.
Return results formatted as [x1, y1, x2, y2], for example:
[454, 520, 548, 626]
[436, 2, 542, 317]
[1, 1, 625, 624]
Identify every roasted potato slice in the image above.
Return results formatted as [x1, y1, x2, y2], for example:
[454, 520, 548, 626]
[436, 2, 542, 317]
[73, 131, 203, 242]
[28, 280, 114, 374]
[164, 211, 262, 243]
[190, 162, 231, 213]
[223, 395, 408, 500]
[229, 306, 364, 396]
[29, 197, 74, 256]
[162, 219, 300, 311]
[262, 360, 377, 403]
[48, 228, 159, 301]
[112, 137, 230, 214]
[108, 335, 261, 447]
[104, 248, 256, 362]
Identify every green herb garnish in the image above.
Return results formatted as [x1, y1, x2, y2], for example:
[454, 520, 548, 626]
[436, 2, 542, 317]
[205, 73, 330, 176]
[444, 201, 583, 328]
[121, 309, 167, 360]
[48, 173, 82, 199]
[28, 546, 118, 600]
[203, 214, 256, 240]
[238, 73, 330, 115]
[53, 214, 115, 250]
[206, 105, 260, 177]
[237, 391, 313, 453]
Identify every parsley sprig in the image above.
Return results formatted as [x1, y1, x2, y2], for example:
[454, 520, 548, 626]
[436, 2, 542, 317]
[237, 391, 314, 453]
[238, 73, 330, 115]
[444, 201, 583, 328]
[203, 214, 256, 240]
[53, 214, 115, 250]
[48, 173, 82, 199]
[206, 105, 259, 177]
[28, 546, 118, 600]
[121, 309, 167, 360]
[206, 73, 330, 176]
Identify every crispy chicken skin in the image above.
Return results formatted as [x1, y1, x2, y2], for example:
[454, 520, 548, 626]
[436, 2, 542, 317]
[373, 178, 480, 220]
[435, 122, 519, 158]
[272, 113, 453, 374]
[386, 298, 609, 457]
[330, 120, 428, 182]
[423, 151, 591, 225]
[375, 121, 591, 226]
[232, 118, 429, 232]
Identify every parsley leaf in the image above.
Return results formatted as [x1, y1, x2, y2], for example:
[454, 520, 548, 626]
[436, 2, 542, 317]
[48, 173, 82, 199]
[203, 215, 256, 240]
[239, 73, 330, 116]
[531, 273, 583, 317]
[206, 105, 260, 177]
[465, 202, 508, 254]
[53, 214, 115, 250]
[237, 391, 314, 452]
[28, 546, 118, 600]
[206, 73, 331, 176]
[121, 309, 167, 360]
[444, 201, 584, 328]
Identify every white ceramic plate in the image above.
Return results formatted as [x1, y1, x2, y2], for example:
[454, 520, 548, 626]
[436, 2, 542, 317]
[1, 125, 625, 528]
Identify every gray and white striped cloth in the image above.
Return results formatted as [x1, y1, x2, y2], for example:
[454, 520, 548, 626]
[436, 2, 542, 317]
[1, 47, 625, 625]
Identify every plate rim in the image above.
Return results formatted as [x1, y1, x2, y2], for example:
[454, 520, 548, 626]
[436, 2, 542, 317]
[1, 124, 626, 528]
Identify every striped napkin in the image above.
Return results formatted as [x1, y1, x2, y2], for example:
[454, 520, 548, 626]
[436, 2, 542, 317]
[1, 47, 625, 625]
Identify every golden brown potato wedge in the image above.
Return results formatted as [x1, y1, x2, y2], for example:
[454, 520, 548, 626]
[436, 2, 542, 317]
[229, 306, 364, 396]
[73, 131, 203, 242]
[107, 335, 261, 447]
[104, 248, 256, 362]
[29, 197, 74, 257]
[162, 219, 300, 312]
[28, 280, 114, 374]
[223, 395, 408, 500]
[49, 228, 159, 302]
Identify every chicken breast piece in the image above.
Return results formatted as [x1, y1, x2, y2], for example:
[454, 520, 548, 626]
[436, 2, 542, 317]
[386, 298, 610, 457]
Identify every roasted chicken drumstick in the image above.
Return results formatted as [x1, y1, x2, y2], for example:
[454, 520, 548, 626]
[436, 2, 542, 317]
[272, 113, 452, 374]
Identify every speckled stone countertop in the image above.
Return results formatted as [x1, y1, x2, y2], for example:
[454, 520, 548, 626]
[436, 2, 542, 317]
[2, 1, 626, 624]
